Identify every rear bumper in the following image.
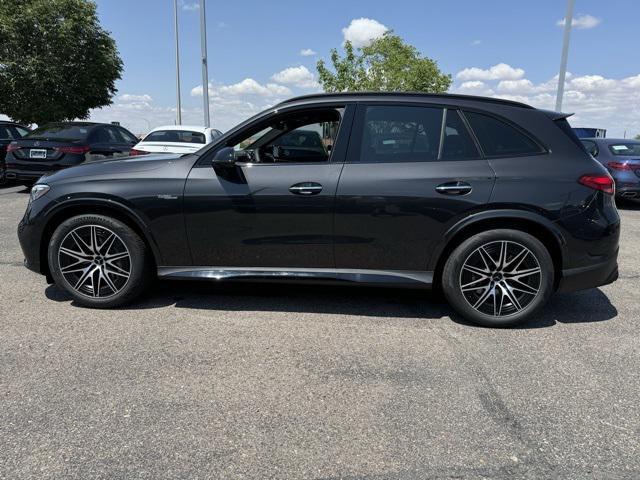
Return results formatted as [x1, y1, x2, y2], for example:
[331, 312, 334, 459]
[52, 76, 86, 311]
[557, 252, 619, 293]
[6, 158, 82, 181]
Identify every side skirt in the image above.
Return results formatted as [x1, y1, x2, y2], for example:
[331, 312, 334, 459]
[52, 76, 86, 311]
[157, 266, 434, 289]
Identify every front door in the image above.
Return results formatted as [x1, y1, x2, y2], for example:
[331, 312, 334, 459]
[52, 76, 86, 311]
[183, 105, 354, 268]
[334, 103, 496, 272]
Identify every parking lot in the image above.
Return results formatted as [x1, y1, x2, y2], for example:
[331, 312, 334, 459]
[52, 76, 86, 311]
[1, 184, 639, 479]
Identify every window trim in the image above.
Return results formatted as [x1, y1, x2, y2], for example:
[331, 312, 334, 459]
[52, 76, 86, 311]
[460, 108, 549, 159]
[439, 108, 483, 161]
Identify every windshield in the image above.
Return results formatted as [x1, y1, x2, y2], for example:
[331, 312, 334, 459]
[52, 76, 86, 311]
[26, 124, 91, 141]
[143, 130, 206, 144]
[608, 143, 640, 156]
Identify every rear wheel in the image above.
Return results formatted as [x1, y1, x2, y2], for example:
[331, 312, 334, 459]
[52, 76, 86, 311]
[442, 229, 554, 327]
[48, 214, 151, 308]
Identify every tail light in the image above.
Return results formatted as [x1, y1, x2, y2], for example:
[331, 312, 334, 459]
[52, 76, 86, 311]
[6, 143, 21, 153]
[129, 149, 149, 156]
[607, 161, 633, 171]
[579, 174, 615, 195]
[55, 145, 90, 155]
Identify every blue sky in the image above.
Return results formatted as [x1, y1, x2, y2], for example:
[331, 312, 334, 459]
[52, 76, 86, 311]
[83, 0, 640, 136]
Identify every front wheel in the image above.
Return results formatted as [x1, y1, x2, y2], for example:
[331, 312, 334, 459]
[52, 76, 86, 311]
[442, 229, 554, 327]
[48, 214, 151, 308]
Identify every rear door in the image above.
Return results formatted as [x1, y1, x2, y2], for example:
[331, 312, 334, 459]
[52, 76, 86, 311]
[334, 103, 495, 272]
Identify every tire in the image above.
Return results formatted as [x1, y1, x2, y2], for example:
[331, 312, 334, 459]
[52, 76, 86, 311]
[48, 214, 151, 308]
[442, 229, 554, 327]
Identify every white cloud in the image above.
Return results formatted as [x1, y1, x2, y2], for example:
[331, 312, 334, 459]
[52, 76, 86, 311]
[451, 68, 640, 137]
[300, 48, 317, 56]
[557, 14, 601, 29]
[180, 1, 199, 11]
[456, 63, 525, 81]
[342, 18, 388, 48]
[470, 40, 482, 46]
[118, 94, 152, 103]
[191, 78, 291, 97]
[270, 66, 319, 89]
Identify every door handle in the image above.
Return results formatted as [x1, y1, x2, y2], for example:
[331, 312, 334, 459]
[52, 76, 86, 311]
[289, 182, 323, 195]
[435, 181, 473, 195]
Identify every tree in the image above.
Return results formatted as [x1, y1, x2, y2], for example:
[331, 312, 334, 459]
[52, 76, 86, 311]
[317, 33, 451, 93]
[0, 0, 123, 125]
[635, 134, 640, 141]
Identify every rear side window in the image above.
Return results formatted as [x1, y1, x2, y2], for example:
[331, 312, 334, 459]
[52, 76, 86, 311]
[144, 130, 206, 144]
[359, 105, 443, 163]
[581, 140, 599, 157]
[464, 111, 543, 157]
[441, 110, 480, 160]
[0, 126, 16, 140]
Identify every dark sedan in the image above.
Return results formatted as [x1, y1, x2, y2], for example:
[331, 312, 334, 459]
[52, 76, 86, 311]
[0, 120, 31, 186]
[581, 137, 640, 201]
[5, 122, 138, 186]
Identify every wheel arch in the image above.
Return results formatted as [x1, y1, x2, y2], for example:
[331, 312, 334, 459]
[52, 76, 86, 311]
[39, 200, 160, 277]
[430, 211, 566, 291]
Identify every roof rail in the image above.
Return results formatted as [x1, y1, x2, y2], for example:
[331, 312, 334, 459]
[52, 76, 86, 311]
[275, 91, 535, 109]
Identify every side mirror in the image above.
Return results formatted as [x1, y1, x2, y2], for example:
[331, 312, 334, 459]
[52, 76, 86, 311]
[211, 147, 237, 168]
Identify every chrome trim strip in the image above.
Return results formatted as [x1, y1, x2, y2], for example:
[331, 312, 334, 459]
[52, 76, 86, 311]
[157, 266, 433, 286]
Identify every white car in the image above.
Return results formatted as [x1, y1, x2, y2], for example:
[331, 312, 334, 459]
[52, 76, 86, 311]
[130, 125, 222, 156]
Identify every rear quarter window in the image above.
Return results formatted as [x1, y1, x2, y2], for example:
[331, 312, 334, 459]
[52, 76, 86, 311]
[464, 111, 544, 157]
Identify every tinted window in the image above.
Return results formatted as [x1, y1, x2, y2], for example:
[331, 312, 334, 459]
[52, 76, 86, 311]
[15, 126, 30, 137]
[608, 143, 640, 156]
[581, 140, 599, 157]
[464, 111, 542, 157]
[26, 124, 91, 141]
[233, 109, 341, 163]
[117, 127, 138, 143]
[359, 105, 442, 163]
[144, 130, 206, 144]
[0, 126, 16, 140]
[441, 110, 480, 160]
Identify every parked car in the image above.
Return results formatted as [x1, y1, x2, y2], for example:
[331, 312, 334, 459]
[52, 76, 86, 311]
[5, 122, 138, 186]
[130, 125, 222, 156]
[18, 93, 620, 327]
[0, 120, 31, 186]
[581, 138, 640, 201]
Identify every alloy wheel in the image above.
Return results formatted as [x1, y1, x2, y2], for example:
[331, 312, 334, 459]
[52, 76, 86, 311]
[459, 240, 542, 318]
[57, 225, 131, 298]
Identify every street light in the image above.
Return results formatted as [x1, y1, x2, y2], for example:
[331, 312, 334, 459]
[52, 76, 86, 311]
[173, 0, 182, 125]
[555, 0, 575, 112]
[200, 0, 211, 127]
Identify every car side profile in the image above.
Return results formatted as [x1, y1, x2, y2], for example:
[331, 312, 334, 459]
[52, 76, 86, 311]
[18, 93, 620, 327]
[130, 125, 223, 156]
[5, 122, 138, 186]
[581, 137, 640, 201]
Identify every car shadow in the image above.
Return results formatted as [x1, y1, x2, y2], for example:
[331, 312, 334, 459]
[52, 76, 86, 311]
[616, 199, 640, 211]
[44, 280, 618, 329]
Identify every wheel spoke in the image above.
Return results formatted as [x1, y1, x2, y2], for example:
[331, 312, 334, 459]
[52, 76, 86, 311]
[497, 241, 508, 270]
[105, 251, 128, 262]
[92, 269, 101, 297]
[98, 232, 116, 256]
[503, 247, 529, 272]
[506, 278, 538, 296]
[61, 258, 92, 274]
[463, 264, 490, 277]
[59, 247, 92, 263]
[472, 285, 494, 309]
[74, 265, 96, 290]
[70, 230, 92, 255]
[500, 282, 522, 311]
[478, 247, 497, 270]
[461, 276, 491, 292]
[101, 268, 119, 293]
[506, 267, 541, 281]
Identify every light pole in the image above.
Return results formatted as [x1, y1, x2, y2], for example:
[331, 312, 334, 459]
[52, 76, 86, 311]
[555, 0, 575, 112]
[173, 0, 182, 125]
[199, 0, 211, 127]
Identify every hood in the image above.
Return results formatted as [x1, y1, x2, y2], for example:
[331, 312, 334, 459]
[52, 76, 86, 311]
[39, 153, 187, 184]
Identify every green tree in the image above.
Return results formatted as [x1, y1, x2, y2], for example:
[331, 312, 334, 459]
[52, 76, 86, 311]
[317, 33, 451, 93]
[635, 134, 640, 140]
[0, 0, 123, 125]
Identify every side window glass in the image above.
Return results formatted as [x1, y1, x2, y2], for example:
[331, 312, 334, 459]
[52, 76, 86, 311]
[441, 110, 480, 160]
[92, 128, 110, 143]
[581, 140, 599, 157]
[464, 111, 543, 157]
[0, 126, 14, 140]
[106, 127, 124, 143]
[359, 105, 442, 163]
[231, 109, 341, 163]
[15, 127, 30, 138]
[118, 128, 138, 143]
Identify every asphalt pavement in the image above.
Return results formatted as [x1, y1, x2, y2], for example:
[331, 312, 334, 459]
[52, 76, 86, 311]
[1, 184, 639, 479]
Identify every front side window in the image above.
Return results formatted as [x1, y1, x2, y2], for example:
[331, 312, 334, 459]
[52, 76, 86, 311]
[359, 105, 442, 163]
[464, 111, 543, 157]
[231, 109, 341, 163]
[144, 130, 206, 144]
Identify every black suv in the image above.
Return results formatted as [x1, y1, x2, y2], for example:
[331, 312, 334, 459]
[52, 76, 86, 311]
[0, 120, 31, 186]
[6, 121, 138, 186]
[17, 93, 620, 326]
